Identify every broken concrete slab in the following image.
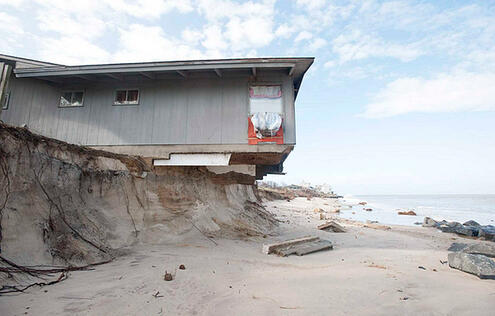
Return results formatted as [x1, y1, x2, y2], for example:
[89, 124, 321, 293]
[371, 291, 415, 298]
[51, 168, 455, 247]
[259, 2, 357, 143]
[277, 239, 333, 257]
[448, 252, 495, 279]
[262, 236, 319, 255]
[318, 221, 346, 233]
[263, 236, 333, 257]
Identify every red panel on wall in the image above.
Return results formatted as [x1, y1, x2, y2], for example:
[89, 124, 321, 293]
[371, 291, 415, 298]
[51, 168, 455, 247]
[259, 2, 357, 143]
[247, 117, 284, 145]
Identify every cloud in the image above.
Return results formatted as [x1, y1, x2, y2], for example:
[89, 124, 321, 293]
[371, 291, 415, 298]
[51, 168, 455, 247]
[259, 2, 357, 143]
[296, 0, 327, 11]
[323, 60, 336, 68]
[361, 72, 495, 118]
[0, 0, 24, 7]
[332, 30, 423, 63]
[37, 8, 106, 40]
[0, 11, 24, 53]
[106, 0, 193, 19]
[38, 36, 111, 65]
[308, 38, 327, 51]
[295, 31, 313, 42]
[274, 24, 296, 39]
[113, 24, 206, 62]
[195, 0, 276, 52]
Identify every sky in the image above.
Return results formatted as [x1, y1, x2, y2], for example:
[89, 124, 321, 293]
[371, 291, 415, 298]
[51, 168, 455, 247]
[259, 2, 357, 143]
[1, 0, 495, 194]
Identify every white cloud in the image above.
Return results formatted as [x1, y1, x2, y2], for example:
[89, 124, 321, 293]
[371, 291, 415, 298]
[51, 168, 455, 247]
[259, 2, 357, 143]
[182, 28, 204, 45]
[332, 30, 423, 63]
[0, 12, 24, 52]
[225, 16, 274, 50]
[0, 11, 23, 36]
[196, 0, 275, 21]
[106, 0, 193, 19]
[275, 24, 296, 39]
[201, 24, 228, 53]
[37, 8, 106, 40]
[38, 36, 111, 65]
[308, 38, 327, 51]
[295, 31, 313, 42]
[362, 72, 495, 118]
[323, 60, 336, 68]
[296, 0, 327, 11]
[0, 0, 24, 7]
[113, 24, 206, 63]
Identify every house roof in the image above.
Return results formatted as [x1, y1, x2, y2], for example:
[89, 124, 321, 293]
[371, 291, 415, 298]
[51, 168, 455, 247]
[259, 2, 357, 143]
[0, 54, 63, 68]
[11, 56, 314, 97]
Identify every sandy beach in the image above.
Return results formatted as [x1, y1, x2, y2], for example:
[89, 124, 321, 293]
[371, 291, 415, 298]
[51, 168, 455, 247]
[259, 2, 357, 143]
[1, 197, 494, 316]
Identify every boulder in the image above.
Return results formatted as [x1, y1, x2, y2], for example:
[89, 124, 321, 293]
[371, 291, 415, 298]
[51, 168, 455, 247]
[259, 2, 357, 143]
[313, 208, 324, 213]
[453, 225, 479, 237]
[448, 252, 495, 279]
[448, 243, 468, 252]
[462, 243, 495, 258]
[479, 226, 495, 241]
[448, 221, 463, 228]
[398, 210, 417, 216]
[439, 222, 464, 234]
[422, 217, 438, 227]
[463, 220, 481, 227]
[438, 224, 456, 233]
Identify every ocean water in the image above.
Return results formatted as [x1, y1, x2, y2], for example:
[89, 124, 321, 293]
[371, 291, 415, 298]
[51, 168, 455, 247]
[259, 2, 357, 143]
[339, 194, 495, 227]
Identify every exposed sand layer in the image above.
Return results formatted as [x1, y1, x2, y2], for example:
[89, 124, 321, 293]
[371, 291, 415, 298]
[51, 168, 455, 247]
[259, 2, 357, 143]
[0, 123, 276, 268]
[2, 197, 495, 316]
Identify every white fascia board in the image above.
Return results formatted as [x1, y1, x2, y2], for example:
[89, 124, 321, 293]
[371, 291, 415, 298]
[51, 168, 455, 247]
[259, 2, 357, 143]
[153, 153, 232, 166]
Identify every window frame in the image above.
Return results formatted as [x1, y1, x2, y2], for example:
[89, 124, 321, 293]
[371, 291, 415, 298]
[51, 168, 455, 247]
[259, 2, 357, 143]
[113, 88, 140, 106]
[59, 90, 85, 108]
[2, 91, 10, 110]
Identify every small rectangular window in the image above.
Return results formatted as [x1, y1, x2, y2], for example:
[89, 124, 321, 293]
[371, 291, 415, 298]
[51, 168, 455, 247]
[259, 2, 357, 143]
[114, 89, 139, 105]
[2, 91, 10, 110]
[59, 91, 84, 107]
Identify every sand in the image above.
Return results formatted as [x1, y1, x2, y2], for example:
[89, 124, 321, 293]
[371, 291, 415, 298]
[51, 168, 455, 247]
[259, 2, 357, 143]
[2, 197, 495, 316]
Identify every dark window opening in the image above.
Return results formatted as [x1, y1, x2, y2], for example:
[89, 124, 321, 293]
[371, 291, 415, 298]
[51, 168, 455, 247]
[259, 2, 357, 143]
[114, 89, 139, 105]
[60, 91, 84, 107]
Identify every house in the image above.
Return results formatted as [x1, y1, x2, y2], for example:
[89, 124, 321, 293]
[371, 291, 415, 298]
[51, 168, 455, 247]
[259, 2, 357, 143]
[0, 54, 313, 183]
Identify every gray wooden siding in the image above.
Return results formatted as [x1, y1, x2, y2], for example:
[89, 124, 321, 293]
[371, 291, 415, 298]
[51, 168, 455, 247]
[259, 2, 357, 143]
[1, 75, 296, 146]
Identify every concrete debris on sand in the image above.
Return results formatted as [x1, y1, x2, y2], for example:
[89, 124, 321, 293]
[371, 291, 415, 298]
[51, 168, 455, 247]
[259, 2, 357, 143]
[263, 236, 333, 257]
[422, 217, 495, 241]
[318, 221, 346, 233]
